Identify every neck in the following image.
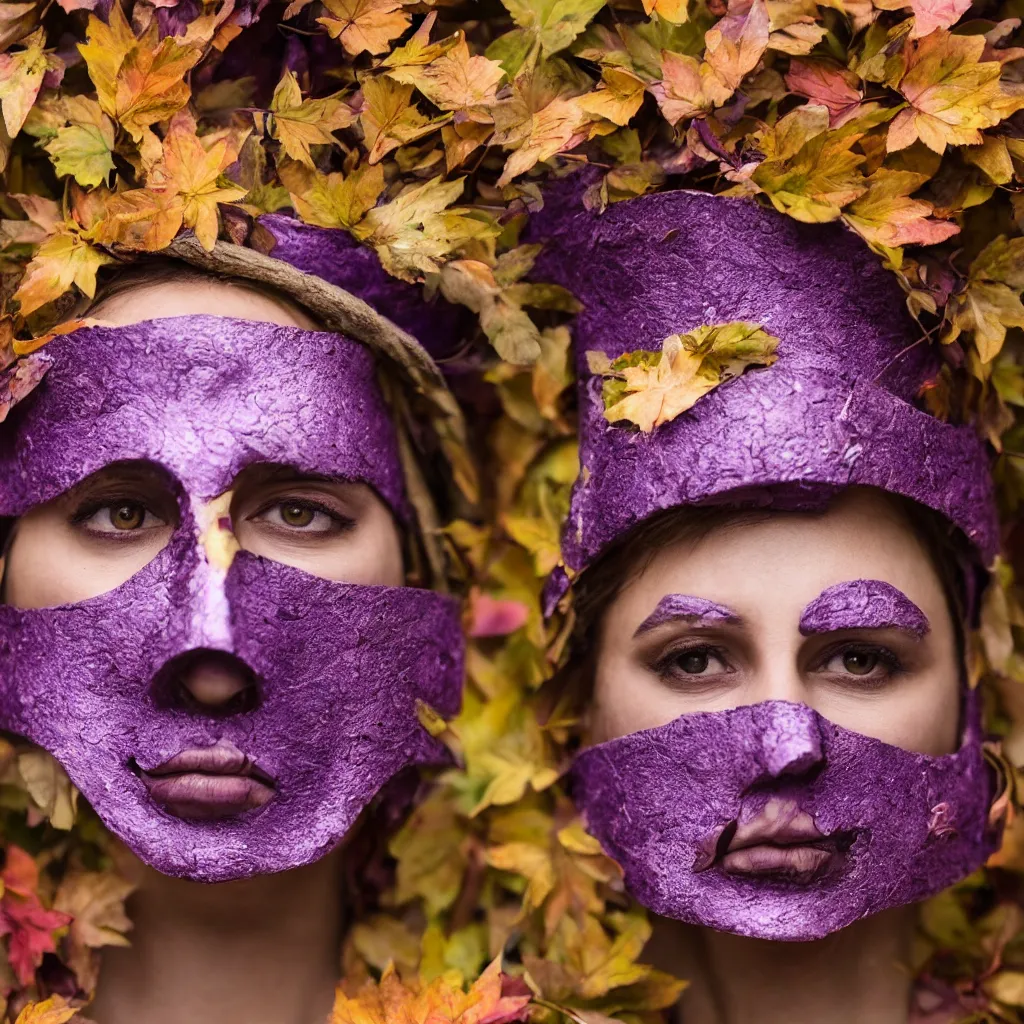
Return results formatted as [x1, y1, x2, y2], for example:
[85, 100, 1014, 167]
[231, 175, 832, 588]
[91, 849, 344, 1024]
[652, 907, 917, 1024]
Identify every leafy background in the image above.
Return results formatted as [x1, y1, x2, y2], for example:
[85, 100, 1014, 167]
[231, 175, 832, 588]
[0, 0, 1023, 1019]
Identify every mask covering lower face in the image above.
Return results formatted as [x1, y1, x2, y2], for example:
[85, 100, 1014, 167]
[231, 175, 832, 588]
[572, 695, 1001, 940]
[0, 316, 463, 882]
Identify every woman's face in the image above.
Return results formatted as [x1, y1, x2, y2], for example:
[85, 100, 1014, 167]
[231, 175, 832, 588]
[590, 489, 961, 756]
[1, 278, 404, 610]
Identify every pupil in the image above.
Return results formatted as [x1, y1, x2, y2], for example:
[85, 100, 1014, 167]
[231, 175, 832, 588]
[678, 651, 709, 674]
[112, 504, 143, 530]
[282, 504, 313, 527]
[843, 651, 877, 675]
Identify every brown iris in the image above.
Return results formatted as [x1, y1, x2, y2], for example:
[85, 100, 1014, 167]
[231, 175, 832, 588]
[111, 503, 145, 530]
[280, 503, 315, 528]
[842, 651, 878, 675]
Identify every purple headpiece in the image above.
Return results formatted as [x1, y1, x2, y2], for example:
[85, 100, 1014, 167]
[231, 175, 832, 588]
[0, 316, 463, 881]
[531, 188, 998, 591]
[530, 187, 1003, 940]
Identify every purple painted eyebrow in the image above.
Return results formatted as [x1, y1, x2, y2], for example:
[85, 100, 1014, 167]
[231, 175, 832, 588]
[635, 594, 743, 637]
[799, 580, 930, 638]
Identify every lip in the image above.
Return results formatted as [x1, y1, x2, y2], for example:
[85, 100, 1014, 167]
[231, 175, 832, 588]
[139, 741, 275, 820]
[716, 798, 845, 884]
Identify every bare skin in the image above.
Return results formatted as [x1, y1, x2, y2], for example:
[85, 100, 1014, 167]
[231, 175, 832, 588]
[590, 489, 962, 1024]
[1, 278, 405, 1024]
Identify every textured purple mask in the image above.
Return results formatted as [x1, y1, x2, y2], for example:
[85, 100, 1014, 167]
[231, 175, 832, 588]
[0, 316, 463, 881]
[572, 696, 1000, 940]
[528, 185, 999, 595]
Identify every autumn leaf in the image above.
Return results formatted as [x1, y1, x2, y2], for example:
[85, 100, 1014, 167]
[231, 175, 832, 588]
[13, 229, 114, 316]
[785, 59, 866, 126]
[946, 236, 1024, 362]
[0, 28, 61, 139]
[54, 870, 132, 991]
[318, 0, 411, 57]
[262, 71, 354, 167]
[642, 0, 690, 23]
[577, 67, 645, 126]
[0, 352, 51, 425]
[359, 76, 449, 164]
[43, 95, 115, 187]
[843, 168, 959, 251]
[14, 996, 78, 1024]
[888, 32, 1024, 155]
[908, 0, 972, 39]
[279, 161, 385, 230]
[442, 121, 494, 170]
[500, 0, 606, 57]
[18, 750, 78, 829]
[703, 0, 770, 101]
[593, 322, 780, 431]
[79, 5, 203, 143]
[388, 34, 505, 117]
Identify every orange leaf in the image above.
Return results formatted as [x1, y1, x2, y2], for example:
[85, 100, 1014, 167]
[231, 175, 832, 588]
[13, 231, 114, 316]
[318, 0, 411, 56]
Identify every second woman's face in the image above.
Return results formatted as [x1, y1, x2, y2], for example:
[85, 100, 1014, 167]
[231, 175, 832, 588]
[590, 489, 961, 756]
[1, 278, 404, 610]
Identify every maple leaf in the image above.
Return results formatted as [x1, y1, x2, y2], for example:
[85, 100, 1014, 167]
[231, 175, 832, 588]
[442, 121, 494, 170]
[54, 870, 133, 992]
[0, 847, 72, 986]
[844, 167, 959, 252]
[577, 67, 645, 126]
[79, 5, 203, 143]
[651, 51, 716, 123]
[0, 28, 61, 139]
[14, 229, 114, 317]
[99, 113, 249, 251]
[908, 0, 972, 38]
[14, 996, 78, 1024]
[261, 71, 354, 167]
[593, 322, 780, 432]
[888, 32, 1024, 155]
[43, 95, 115, 187]
[785, 59, 865, 126]
[946, 235, 1024, 362]
[381, 12, 458, 69]
[500, 0, 606, 57]
[359, 76, 449, 164]
[741, 104, 868, 222]
[703, 0, 770, 103]
[279, 160, 385, 230]
[388, 34, 505, 117]
[318, 0, 411, 57]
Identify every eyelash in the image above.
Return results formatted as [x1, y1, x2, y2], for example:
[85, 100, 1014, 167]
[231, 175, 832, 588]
[249, 498, 355, 534]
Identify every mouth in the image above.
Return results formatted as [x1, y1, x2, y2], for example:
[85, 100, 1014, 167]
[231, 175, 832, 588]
[713, 798, 851, 884]
[136, 740, 276, 820]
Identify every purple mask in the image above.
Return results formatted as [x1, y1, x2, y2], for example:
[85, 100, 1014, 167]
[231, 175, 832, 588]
[528, 185, 999, 597]
[572, 697, 1000, 940]
[0, 316, 463, 882]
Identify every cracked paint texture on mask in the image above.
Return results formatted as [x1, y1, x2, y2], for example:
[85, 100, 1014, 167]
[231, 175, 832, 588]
[0, 315, 406, 517]
[528, 186, 999, 588]
[260, 215, 472, 360]
[572, 697, 999, 940]
[800, 579, 930, 637]
[0, 315, 465, 881]
[636, 594, 741, 635]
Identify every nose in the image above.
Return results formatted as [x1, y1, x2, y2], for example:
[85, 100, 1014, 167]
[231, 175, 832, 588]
[753, 702, 825, 779]
[153, 651, 259, 714]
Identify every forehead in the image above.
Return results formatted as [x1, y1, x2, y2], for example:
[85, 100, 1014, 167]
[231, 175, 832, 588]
[0, 316, 406, 515]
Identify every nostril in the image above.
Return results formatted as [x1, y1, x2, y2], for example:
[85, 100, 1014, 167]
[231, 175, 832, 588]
[151, 650, 261, 716]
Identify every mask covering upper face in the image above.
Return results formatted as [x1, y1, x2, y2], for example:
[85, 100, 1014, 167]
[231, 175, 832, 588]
[0, 316, 464, 883]
[525, 184, 1004, 940]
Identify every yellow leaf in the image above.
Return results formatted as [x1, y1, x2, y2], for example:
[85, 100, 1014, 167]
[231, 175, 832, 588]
[44, 95, 115, 187]
[14, 996, 78, 1024]
[986, 970, 1024, 1006]
[887, 32, 1024, 155]
[280, 160, 385, 230]
[317, 0, 411, 56]
[0, 27, 59, 138]
[642, 0, 690, 23]
[703, 0, 770, 102]
[596, 322, 780, 432]
[17, 750, 77, 830]
[577, 67, 645, 126]
[14, 230, 114, 317]
[843, 168, 959, 250]
[389, 34, 505, 117]
[442, 120, 493, 170]
[359, 76, 448, 164]
[267, 70, 355, 167]
[501, 0, 606, 56]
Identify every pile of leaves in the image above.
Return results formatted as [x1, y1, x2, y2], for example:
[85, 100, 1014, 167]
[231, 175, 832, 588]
[0, 0, 1023, 1020]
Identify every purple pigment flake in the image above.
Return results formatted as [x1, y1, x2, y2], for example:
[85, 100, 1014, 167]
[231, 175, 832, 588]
[528, 185, 999, 591]
[572, 696, 999, 941]
[0, 315, 464, 882]
[800, 580, 930, 638]
[635, 594, 741, 635]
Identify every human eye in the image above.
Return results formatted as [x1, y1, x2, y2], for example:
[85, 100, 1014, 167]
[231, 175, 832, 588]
[250, 498, 354, 536]
[817, 643, 903, 685]
[74, 500, 168, 537]
[655, 643, 732, 681]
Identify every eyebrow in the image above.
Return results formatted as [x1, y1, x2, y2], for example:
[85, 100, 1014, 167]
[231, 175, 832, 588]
[634, 594, 743, 637]
[799, 580, 930, 638]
